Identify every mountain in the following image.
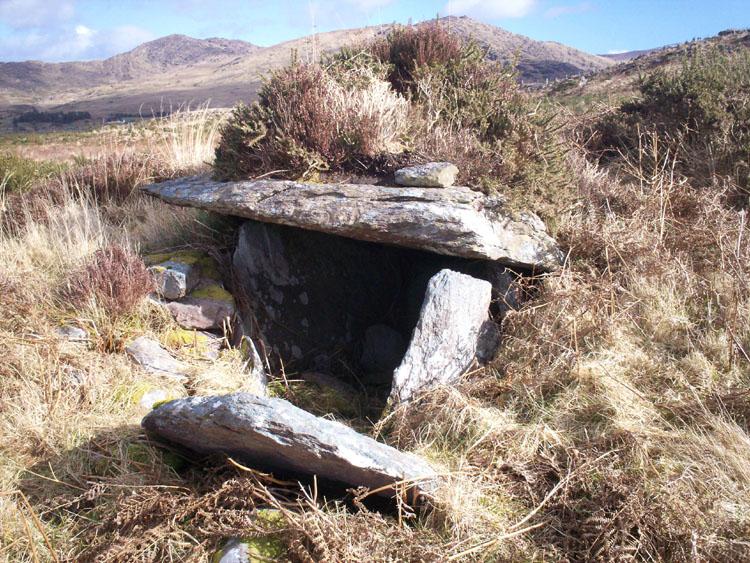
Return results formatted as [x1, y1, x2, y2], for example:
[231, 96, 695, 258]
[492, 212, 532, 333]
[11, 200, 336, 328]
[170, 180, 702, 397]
[0, 17, 613, 129]
[440, 16, 612, 82]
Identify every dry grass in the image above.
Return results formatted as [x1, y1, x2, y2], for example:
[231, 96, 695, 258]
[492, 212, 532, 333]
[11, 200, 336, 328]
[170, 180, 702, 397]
[151, 103, 226, 174]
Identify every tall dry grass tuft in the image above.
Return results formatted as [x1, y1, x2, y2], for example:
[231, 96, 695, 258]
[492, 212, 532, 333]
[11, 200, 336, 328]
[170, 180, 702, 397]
[151, 102, 226, 175]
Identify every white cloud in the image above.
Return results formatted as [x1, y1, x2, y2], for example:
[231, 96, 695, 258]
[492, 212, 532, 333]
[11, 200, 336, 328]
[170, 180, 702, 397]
[0, 0, 75, 29]
[444, 0, 537, 19]
[0, 24, 156, 61]
[544, 2, 595, 18]
[607, 49, 627, 54]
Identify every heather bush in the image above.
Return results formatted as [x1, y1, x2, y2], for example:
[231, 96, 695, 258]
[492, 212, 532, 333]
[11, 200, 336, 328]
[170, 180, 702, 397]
[214, 62, 410, 180]
[63, 244, 154, 317]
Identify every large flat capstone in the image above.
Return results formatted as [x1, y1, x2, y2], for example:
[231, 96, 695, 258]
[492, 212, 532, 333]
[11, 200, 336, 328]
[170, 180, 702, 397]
[142, 393, 438, 498]
[141, 174, 563, 271]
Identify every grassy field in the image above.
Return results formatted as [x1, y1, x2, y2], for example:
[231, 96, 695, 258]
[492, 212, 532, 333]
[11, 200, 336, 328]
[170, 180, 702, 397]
[1, 30, 749, 562]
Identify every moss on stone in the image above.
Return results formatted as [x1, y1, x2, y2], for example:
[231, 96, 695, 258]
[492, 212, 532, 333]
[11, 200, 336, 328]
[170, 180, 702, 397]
[145, 249, 223, 280]
[166, 328, 216, 348]
[212, 534, 288, 563]
[197, 256, 222, 280]
[152, 398, 174, 409]
[144, 249, 205, 266]
[189, 284, 235, 304]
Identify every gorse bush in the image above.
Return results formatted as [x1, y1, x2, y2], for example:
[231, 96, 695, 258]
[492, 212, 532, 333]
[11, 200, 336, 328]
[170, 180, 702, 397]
[214, 20, 567, 198]
[0, 152, 68, 193]
[584, 47, 750, 202]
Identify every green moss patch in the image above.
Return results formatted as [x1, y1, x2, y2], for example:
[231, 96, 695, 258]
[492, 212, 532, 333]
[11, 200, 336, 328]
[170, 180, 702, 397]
[189, 284, 235, 304]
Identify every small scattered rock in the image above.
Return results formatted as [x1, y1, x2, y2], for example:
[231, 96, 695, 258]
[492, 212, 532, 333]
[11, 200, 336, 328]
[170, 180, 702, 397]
[139, 388, 168, 410]
[142, 393, 438, 498]
[167, 284, 236, 330]
[395, 162, 459, 188]
[390, 270, 492, 403]
[149, 259, 200, 300]
[229, 314, 269, 394]
[125, 337, 188, 380]
[56, 325, 88, 341]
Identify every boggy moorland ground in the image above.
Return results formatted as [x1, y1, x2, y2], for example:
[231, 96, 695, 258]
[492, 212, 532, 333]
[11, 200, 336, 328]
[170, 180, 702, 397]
[1, 23, 749, 562]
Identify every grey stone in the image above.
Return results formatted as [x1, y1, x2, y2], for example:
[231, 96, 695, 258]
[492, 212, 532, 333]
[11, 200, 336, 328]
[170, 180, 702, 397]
[149, 259, 200, 300]
[166, 284, 236, 330]
[360, 324, 407, 384]
[125, 337, 187, 380]
[390, 270, 492, 403]
[142, 174, 563, 271]
[56, 325, 88, 341]
[395, 162, 459, 188]
[142, 393, 438, 499]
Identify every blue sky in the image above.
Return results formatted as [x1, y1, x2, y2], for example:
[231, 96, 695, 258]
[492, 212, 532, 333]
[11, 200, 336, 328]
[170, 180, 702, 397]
[0, 0, 747, 62]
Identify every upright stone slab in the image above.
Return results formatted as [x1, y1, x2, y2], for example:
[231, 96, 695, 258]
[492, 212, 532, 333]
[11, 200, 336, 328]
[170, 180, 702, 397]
[141, 174, 563, 271]
[390, 270, 492, 403]
[142, 393, 438, 499]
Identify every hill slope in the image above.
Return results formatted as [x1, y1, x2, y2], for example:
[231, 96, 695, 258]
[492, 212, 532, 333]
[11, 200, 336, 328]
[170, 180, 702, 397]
[549, 28, 750, 105]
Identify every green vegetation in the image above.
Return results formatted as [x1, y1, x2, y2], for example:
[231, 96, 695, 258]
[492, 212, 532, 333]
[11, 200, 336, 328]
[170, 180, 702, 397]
[0, 152, 68, 193]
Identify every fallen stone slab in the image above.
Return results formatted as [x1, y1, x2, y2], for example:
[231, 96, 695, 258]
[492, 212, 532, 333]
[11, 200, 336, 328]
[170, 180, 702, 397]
[390, 270, 492, 403]
[142, 174, 563, 271]
[125, 337, 188, 380]
[395, 162, 459, 187]
[142, 393, 438, 499]
[149, 259, 200, 300]
[166, 284, 236, 330]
